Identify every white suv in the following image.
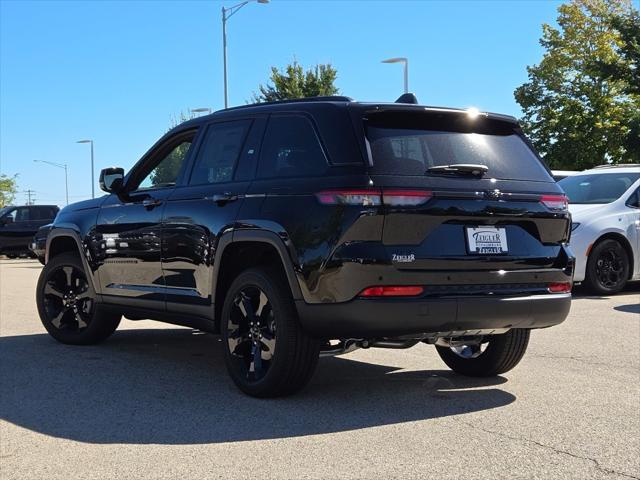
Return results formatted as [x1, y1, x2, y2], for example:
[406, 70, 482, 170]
[559, 165, 640, 294]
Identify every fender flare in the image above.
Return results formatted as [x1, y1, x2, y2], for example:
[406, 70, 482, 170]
[46, 228, 100, 295]
[212, 229, 304, 302]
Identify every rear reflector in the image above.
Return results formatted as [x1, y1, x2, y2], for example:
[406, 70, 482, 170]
[540, 194, 568, 211]
[316, 189, 432, 207]
[547, 282, 572, 293]
[359, 286, 424, 297]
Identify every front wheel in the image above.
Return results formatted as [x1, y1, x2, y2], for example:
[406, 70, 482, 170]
[436, 329, 530, 377]
[36, 252, 121, 345]
[584, 239, 629, 295]
[221, 267, 320, 397]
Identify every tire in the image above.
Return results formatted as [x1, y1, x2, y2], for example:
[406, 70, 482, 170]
[436, 329, 530, 377]
[6, 254, 17, 259]
[36, 252, 121, 345]
[221, 267, 320, 397]
[583, 239, 629, 295]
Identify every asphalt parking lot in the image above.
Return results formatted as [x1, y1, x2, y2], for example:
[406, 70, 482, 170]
[0, 259, 638, 480]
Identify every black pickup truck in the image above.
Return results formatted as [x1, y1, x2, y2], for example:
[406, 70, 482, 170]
[0, 205, 59, 258]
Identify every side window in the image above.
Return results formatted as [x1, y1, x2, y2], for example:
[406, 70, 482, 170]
[189, 120, 251, 185]
[626, 188, 640, 208]
[257, 115, 327, 179]
[137, 136, 195, 191]
[2, 208, 17, 223]
[31, 208, 44, 221]
[15, 207, 30, 222]
[33, 207, 56, 220]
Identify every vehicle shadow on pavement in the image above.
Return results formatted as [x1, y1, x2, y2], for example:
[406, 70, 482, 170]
[614, 303, 640, 315]
[0, 328, 515, 444]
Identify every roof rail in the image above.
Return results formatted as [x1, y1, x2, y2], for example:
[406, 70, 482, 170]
[222, 95, 354, 112]
[593, 163, 640, 169]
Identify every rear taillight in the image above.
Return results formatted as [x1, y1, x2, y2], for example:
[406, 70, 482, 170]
[540, 194, 568, 211]
[316, 189, 432, 207]
[315, 189, 382, 206]
[383, 190, 433, 206]
[359, 286, 424, 297]
[548, 282, 572, 293]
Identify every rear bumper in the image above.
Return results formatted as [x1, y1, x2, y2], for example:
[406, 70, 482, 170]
[296, 292, 571, 338]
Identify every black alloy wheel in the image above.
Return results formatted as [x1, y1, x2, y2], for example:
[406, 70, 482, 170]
[41, 264, 94, 333]
[436, 329, 531, 377]
[226, 286, 277, 382]
[36, 252, 121, 344]
[221, 267, 320, 397]
[584, 239, 629, 295]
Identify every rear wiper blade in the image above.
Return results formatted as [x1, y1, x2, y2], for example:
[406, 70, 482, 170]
[427, 164, 489, 176]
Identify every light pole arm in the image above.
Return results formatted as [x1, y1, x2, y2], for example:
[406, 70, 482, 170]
[223, 1, 250, 19]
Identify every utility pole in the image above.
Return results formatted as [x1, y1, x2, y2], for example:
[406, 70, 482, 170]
[23, 190, 36, 205]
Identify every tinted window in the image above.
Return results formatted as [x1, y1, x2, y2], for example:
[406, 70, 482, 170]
[257, 115, 327, 179]
[559, 172, 640, 204]
[137, 138, 194, 190]
[189, 120, 251, 185]
[10, 207, 30, 222]
[364, 113, 551, 181]
[32, 207, 57, 221]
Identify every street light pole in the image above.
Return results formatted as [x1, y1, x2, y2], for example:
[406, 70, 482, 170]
[76, 139, 95, 199]
[221, 0, 269, 109]
[222, 5, 228, 109]
[34, 160, 68, 206]
[382, 57, 409, 93]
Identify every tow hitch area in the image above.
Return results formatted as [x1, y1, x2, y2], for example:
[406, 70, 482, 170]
[319, 329, 511, 357]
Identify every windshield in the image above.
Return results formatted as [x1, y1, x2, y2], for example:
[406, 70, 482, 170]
[0, 207, 14, 218]
[365, 113, 551, 181]
[559, 172, 640, 204]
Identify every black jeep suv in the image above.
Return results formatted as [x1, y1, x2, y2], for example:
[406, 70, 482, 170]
[36, 96, 574, 397]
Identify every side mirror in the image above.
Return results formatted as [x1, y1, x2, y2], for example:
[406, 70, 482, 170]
[99, 167, 125, 193]
[0, 216, 12, 226]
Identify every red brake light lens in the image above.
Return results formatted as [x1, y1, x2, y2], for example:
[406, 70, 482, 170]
[548, 282, 572, 293]
[383, 190, 433, 206]
[359, 286, 424, 297]
[316, 189, 432, 207]
[540, 194, 568, 211]
[316, 189, 382, 206]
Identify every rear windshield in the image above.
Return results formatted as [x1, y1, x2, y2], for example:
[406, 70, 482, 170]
[559, 172, 640, 204]
[364, 112, 551, 181]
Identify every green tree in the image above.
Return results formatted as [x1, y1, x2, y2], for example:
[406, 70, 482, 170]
[514, 0, 639, 169]
[149, 111, 197, 187]
[0, 174, 18, 208]
[253, 60, 339, 103]
[597, 9, 640, 161]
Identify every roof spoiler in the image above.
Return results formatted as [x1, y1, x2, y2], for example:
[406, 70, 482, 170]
[395, 93, 419, 104]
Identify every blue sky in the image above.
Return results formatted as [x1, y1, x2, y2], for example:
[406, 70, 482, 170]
[0, 0, 561, 207]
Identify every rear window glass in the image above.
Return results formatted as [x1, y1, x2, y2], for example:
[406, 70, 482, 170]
[257, 115, 328, 179]
[365, 113, 551, 181]
[559, 172, 640, 204]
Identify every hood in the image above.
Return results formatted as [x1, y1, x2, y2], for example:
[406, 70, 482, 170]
[59, 196, 107, 213]
[568, 203, 608, 221]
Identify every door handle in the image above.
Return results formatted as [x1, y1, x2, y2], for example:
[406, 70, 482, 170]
[207, 193, 238, 205]
[142, 197, 163, 209]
